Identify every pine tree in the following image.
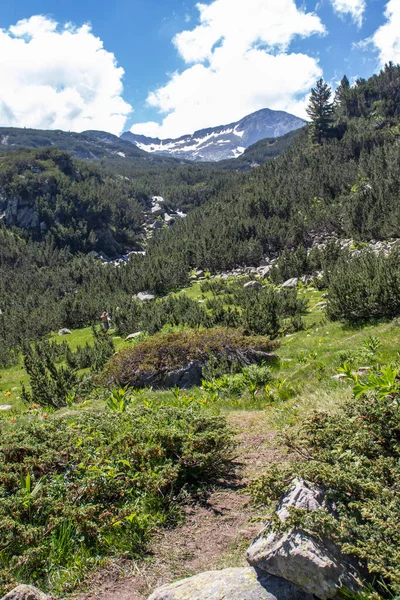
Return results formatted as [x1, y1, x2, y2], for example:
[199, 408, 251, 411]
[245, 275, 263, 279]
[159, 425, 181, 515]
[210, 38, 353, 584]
[334, 75, 350, 106]
[306, 78, 334, 144]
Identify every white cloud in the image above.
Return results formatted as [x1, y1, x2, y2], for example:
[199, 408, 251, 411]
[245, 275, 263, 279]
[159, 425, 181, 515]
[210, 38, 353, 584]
[330, 0, 366, 27]
[0, 15, 132, 134]
[131, 0, 325, 138]
[369, 0, 400, 65]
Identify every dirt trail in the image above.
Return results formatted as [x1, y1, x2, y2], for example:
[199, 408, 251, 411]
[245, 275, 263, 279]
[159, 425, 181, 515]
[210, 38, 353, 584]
[76, 411, 284, 600]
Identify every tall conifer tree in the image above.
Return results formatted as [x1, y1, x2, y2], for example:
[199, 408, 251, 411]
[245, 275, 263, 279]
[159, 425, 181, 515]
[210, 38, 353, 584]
[306, 78, 334, 144]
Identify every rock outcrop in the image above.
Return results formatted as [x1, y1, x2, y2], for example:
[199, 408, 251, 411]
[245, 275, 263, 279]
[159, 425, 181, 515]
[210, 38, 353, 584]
[247, 479, 362, 600]
[148, 567, 314, 600]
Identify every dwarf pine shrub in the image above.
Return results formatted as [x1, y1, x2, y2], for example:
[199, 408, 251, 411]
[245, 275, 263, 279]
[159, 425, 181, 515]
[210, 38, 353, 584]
[0, 405, 233, 595]
[101, 328, 277, 389]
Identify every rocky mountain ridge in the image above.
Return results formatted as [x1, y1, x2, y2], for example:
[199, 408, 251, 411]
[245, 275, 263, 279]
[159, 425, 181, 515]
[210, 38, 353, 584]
[122, 108, 305, 162]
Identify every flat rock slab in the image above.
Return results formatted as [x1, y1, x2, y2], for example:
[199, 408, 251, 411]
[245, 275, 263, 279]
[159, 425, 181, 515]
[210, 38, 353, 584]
[0, 405, 12, 411]
[147, 567, 314, 600]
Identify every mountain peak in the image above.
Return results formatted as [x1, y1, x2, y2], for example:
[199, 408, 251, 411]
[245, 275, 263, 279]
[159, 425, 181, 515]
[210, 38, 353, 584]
[122, 108, 305, 162]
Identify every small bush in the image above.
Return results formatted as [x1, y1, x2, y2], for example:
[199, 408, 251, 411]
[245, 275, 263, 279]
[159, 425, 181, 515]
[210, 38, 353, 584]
[102, 328, 277, 389]
[21, 341, 84, 408]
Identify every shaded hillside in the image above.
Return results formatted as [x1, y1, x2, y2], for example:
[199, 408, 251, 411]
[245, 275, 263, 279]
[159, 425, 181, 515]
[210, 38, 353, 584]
[0, 147, 149, 255]
[213, 129, 303, 171]
[141, 64, 400, 271]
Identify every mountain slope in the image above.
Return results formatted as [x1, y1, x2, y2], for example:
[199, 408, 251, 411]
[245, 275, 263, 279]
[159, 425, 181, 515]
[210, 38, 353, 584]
[0, 127, 179, 166]
[122, 108, 305, 162]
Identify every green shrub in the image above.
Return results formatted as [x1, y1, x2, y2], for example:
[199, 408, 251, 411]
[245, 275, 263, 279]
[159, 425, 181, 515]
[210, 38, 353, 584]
[328, 249, 400, 322]
[250, 369, 400, 598]
[102, 328, 277, 389]
[0, 405, 233, 595]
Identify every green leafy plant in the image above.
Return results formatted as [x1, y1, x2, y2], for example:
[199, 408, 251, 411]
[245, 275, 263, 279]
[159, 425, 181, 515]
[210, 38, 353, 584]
[106, 386, 131, 412]
[353, 364, 400, 401]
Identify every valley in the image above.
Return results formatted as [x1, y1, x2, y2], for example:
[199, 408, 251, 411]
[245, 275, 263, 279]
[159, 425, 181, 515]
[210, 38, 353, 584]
[0, 65, 400, 600]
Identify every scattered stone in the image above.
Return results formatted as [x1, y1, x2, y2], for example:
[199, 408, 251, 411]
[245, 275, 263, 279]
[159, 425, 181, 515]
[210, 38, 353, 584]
[244, 280, 262, 290]
[147, 567, 314, 600]
[276, 478, 327, 521]
[0, 405, 12, 411]
[125, 332, 143, 341]
[247, 479, 362, 600]
[164, 213, 175, 225]
[259, 266, 273, 279]
[354, 366, 372, 376]
[151, 204, 164, 216]
[195, 269, 205, 278]
[315, 301, 327, 308]
[259, 258, 270, 267]
[281, 277, 298, 288]
[1, 585, 54, 600]
[58, 328, 72, 336]
[332, 373, 347, 380]
[301, 275, 313, 285]
[134, 292, 156, 302]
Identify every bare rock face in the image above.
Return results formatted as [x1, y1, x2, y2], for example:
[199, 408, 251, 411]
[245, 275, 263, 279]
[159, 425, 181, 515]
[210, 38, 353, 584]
[247, 479, 362, 600]
[147, 567, 314, 600]
[1, 585, 54, 600]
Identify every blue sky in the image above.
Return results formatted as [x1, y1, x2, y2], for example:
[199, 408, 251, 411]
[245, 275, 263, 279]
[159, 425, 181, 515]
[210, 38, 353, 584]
[0, 0, 397, 138]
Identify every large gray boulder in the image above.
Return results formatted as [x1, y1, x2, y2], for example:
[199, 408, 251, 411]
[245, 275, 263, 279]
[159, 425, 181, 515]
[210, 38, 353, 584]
[1, 585, 54, 600]
[247, 480, 361, 600]
[147, 567, 314, 600]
